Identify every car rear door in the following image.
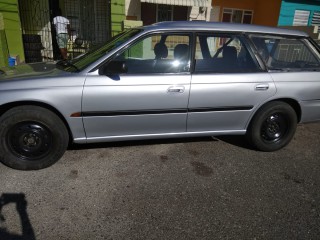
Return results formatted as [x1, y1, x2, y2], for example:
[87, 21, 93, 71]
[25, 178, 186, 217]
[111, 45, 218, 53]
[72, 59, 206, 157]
[187, 33, 276, 133]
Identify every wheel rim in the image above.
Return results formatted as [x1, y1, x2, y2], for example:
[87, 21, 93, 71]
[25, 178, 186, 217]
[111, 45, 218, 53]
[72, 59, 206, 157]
[261, 113, 288, 143]
[7, 122, 52, 161]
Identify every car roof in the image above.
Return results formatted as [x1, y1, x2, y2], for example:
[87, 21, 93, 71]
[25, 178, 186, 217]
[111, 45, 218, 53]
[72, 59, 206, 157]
[142, 21, 309, 37]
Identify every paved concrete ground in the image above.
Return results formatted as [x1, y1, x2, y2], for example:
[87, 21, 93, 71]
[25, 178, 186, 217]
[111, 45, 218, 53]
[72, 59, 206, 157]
[0, 123, 320, 240]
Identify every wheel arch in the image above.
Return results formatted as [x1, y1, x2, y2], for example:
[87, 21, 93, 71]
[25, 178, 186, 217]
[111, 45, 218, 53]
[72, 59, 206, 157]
[248, 98, 302, 127]
[0, 101, 74, 143]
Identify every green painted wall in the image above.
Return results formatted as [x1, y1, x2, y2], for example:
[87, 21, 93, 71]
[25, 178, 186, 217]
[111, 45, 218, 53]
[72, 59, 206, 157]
[0, 13, 9, 67]
[111, 0, 125, 36]
[0, 0, 24, 66]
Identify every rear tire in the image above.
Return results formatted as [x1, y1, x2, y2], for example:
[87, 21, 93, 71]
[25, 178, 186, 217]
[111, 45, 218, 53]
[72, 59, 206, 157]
[247, 101, 297, 152]
[0, 106, 69, 170]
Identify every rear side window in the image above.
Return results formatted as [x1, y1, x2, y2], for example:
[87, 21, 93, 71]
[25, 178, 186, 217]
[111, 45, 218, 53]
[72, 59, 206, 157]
[194, 33, 261, 73]
[250, 35, 320, 70]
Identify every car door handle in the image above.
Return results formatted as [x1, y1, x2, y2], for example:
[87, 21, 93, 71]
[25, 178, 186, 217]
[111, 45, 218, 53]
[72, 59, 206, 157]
[167, 86, 185, 93]
[255, 84, 269, 91]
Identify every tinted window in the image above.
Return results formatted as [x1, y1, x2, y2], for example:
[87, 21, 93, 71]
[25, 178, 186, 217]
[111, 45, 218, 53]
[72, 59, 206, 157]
[109, 33, 191, 74]
[194, 34, 260, 73]
[251, 35, 320, 70]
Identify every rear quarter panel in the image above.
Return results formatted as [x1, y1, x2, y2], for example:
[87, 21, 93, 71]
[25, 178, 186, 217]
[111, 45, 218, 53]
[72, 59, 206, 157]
[269, 72, 320, 123]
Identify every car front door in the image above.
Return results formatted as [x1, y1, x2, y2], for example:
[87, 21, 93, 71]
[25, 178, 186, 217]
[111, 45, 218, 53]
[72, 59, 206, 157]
[82, 33, 192, 141]
[187, 33, 276, 133]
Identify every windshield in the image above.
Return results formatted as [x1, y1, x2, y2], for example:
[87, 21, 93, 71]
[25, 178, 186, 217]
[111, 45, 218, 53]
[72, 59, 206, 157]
[56, 28, 142, 72]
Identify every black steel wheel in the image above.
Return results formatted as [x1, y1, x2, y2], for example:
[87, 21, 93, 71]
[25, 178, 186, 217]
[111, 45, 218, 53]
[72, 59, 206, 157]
[247, 101, 297, 152]
[0, 106, 69, 170]
[261, 113, 288, 143]
[7, 122, 52, 161]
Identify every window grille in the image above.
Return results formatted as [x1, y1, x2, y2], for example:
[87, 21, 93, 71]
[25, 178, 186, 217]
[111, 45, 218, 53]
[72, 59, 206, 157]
[65, 0, 111, 46]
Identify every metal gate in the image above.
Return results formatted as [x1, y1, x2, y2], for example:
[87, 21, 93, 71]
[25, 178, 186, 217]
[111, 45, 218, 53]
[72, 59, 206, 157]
[18, 0, 53, 63]
[64, 0, 111, 58]
[18, 0, 111, 63]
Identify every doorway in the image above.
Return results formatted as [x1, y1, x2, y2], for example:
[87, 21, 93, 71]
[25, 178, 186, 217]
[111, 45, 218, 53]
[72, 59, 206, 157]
[18, 0, 111, 63]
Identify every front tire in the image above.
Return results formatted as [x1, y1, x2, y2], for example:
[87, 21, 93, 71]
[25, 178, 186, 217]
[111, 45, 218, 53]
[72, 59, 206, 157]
[0, 106, 69, 170]
[247, 101, 297, 152]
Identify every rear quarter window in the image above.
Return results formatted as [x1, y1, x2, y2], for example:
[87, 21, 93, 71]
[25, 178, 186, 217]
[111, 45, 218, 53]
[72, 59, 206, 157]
[250, 35, 320, 71]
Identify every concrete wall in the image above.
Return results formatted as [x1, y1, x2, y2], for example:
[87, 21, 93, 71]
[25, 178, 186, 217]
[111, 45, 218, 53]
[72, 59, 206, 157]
[279, 25, 320, 39]
[126, 0, 141, 20]
[190, 7, 209, 21]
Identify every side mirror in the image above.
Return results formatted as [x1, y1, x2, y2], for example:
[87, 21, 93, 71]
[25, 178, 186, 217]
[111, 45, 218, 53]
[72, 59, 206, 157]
[99, 61, 127, 75]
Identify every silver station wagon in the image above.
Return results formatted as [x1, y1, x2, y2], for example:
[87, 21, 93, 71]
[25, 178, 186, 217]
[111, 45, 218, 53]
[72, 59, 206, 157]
[1, 21, 320, 170]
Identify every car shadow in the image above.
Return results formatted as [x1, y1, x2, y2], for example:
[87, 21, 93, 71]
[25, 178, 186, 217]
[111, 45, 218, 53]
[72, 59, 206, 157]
[216, 135, 256, 151]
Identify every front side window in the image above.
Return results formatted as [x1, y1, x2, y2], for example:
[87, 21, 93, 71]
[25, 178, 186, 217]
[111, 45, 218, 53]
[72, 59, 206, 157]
[250, 35, 320, 70]
[56, 28, 142, 72]
[194, 33, 260, 73]
[106, 33, 191, 74]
